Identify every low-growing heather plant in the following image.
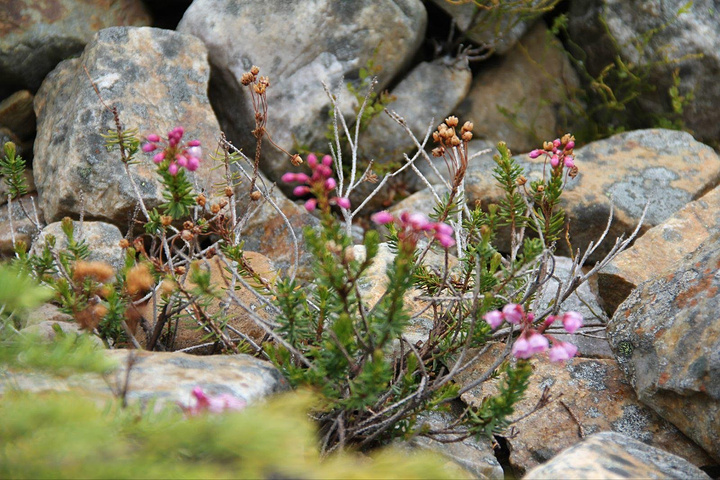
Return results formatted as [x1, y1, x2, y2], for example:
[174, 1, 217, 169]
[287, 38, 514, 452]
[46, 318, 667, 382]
[0, 62, 646, 459]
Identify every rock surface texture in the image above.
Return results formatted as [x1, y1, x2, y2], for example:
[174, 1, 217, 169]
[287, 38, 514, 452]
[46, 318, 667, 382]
[463, 129, 720, 259]
[457, 23, 580, 154]
[0, 0, 151, 97]
[523, 431, 710, 479]
[177, 0, 427, 183]
[608, 232, 720, 462]
[599, 184, 720, 315]
[33, 27, 225, 226]
[1, 349, 289, 409]
[30, 220, 125, 272]
[456, 344, 715, 475]
[568, 0, 720, 145]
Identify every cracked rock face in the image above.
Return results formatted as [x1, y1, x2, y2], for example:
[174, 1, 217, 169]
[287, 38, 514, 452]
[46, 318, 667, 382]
[33, 27, 226, 227]
[608, 232, 720, 463]
[177, 0, 427, 185]
[0, 0, 151, 98]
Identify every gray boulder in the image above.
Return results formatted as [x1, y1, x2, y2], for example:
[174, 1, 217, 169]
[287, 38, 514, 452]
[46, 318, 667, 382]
[608, 232, 720, 462]
[568, 0, 720, 144]
[33, 27, 225, 226]
[0, 0, 151, 97]
[177, 0, 427, 184]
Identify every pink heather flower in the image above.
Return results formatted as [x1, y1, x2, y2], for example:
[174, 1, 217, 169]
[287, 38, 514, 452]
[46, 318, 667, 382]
[502, 303, 524, 325]
[281, 173, 298, 183]
[181, 387, 247, 416]
[321, 154, 333, 166]
[325, 177, 337, 190]
[407, 213, 431, 230]
[529, 149, 543, 159]
[293, 185, 311, 196]
[187, 145, 202, 159]
[483, 310, 504, 329]
[512, 336, 532, 359]
[304, 198, 317, 211]
[553, 138, 561, 148]
[143, 127, 202, 174]
[565, 141, 575, 150]
[512, 332, 549, 359]
[561, 311, 583, 333]
[436, 233, 455, 248]
[434, 222, 453, 236]
[550, 155, 560, 168]
[186, 157, 200, 172]
[544, 315, 557, 328]
[307, 153, 318, 167]
[371, 211, 394, 225]
[548, 341, 578, 362]
[564, 156, 575, 168]
[334, 197, 351, 209]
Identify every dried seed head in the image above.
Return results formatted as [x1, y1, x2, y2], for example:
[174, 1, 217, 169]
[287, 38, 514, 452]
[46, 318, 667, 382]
[461, 131, 473, 142]
[343, 247, 355, 263]
[290, 154, 303, 166]
[241, 72, 254, 86]
[364, 170, 379, 183]
[250, 190, 262, 201]
[259, 76, 270, 86]
[175, 266, 186, 275]
[254, 83, 266, 94]
[160, 215, 173, 226]
[210, 203, 221, 214]
[250, 65, 260, 75]
[543, 141, 553, 151]
[561, 133, 574, 145]
[225, 186, 234, 197]
[431, 147, 445, 157]
[73, 261, 114, 283]
[536, 185, 545, 193]
[196, 193, 207, 207]
[183, 220, 194, 230]
[517, 175, 527, 186]
[126, 263, 154, 297]
[568, 165, 579, 179]
[432, 131, 440, 143]
[181, 230, 194, 242]
[438, 123, 448, 133]
[461, 121, 474, 133]
[218, 199, 228, 209]
[119, 238, 130, 249]
[445, 116, 459, 128]
[450, 135, 461, 147]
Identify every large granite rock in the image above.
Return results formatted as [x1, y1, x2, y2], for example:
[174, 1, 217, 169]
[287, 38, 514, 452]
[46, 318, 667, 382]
[177, 0, 427, 184]
[0, 349, 289, 410]
[524, 431, 711, 479]
[463, 129, 720, 260]
[457, 23, 580, 154]
[456, 344, 716, 475]
[598, 184, 720, 315]
[360, 56, 472, 166]
[568, 0, 720, 145]
[33, 27, 225, 226]
[0, 194, 43, 256]
[30, 220, 125, 273]
[427, 0, 545, 55]
[608, 233, 720, 462]
[0, 0, 151, 97]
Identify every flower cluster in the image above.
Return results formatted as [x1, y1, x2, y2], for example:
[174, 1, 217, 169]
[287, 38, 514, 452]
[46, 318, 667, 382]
[430, 116, 474, 184]
[371, 210, 455, 248]
[528, 133, 576, 171]
[179, 387, 247, 416]
[483, 303, 582, 362]
[282, 154, 350, 212]
[142, 126, 202, 176]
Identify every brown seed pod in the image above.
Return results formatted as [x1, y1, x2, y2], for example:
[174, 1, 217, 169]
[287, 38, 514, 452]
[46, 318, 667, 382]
[250, 190, 262, 201]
